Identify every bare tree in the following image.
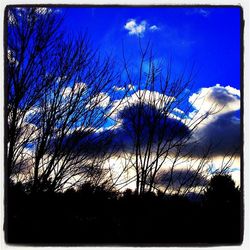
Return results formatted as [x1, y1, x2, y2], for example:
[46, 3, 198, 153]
[6, 7, 120, 192]
[6, 7, 62, 182]
[112, 41, 221, 195]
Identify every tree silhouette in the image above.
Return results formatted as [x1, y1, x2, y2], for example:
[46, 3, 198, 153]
[6, 7, 120, 192]
[202, 175, 241, 244]
[204, 174, 240, 206]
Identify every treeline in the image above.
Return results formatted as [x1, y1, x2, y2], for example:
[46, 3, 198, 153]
[6, 174, 241, 245]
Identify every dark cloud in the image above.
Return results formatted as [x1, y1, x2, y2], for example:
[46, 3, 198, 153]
[155, 169, 209, 189]
[49, 129, 114, 157]
[114, 103, 190, 151]
[185, 111, 240, 157]
[57, 103, 191, 155]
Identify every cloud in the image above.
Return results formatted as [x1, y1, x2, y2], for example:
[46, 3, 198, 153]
[112, 84, 135, 92]
[35, 7, 52, 15]
[112, 84, 135, 91]
[62, 87, 72, 98]
[8, 10, 17, 25]
[189, 84, 240, 117]
[124, 19, 159, 36]
[86, 92, 110, 109]
[124, 19, 147, 36]
[62, 82, 87, 98]
[7, 49, 18, 65]
[58, 130, 112, 156]
[109, 89, 175, 120]
[111, 103, 191, 152]
[112, 86, 126, 91]
[8, 7, 60, 26]
[155, 169, 209, 189]
[189, 111, 240, 156]
[173, 107, 185, 115]
[11, 150, 35, 183]
[128, 84, 135, 91]
[185, 84, 241, 157]
[149, 25, 159, 31]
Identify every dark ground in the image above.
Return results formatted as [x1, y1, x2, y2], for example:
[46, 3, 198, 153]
[5, 181, 242, 246]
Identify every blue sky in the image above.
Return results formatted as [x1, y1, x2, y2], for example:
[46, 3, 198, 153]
[60, 6, 241, 92]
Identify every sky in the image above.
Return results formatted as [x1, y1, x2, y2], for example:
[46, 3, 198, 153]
[7, 6, 242, 191]
[60, 6, 241, 92]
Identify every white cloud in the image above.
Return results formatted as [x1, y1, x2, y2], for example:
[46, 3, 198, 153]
[62, 82, 87, 98]
[8, 10, 16, 25]
[112, 84, 136, 92]
[56, 76, 67, 83]
[128, 84, 135, 91]
[62, 87, 72, 98]
[131, 90, 175, 108]
[124, 19, 147, 36]
[112, 86, 126, 91]
[173, 107, 185, 115]
[8, 7, 53, 25]
[124, 19, 160, 36]
[225, 85, 240, 97]
[74, 82, 87, 93]
[188, 84, 240, 118]
[87, 92, 110, 109]
[7, 49, 18, 65]
[109, 89, 175, 119]
[35, 7, 52, 15]
[149, 25, 159, 31]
